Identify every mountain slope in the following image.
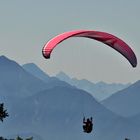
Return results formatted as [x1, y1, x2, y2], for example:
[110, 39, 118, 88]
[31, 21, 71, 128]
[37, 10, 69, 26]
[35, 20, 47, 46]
[0, 56, 47, 99]
[22, 63, 50, 82]
[1, 86, 139, 140]
[102, 80, 140, 117]
[22, 63, 72, 89]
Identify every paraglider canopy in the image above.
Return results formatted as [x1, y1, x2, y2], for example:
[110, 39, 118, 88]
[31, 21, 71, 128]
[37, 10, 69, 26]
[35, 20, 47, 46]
[42, 30, 137, 67]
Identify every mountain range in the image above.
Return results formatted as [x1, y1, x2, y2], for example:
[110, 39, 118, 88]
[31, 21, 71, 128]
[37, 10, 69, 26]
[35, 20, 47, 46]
[0, 55, 139, 140]
[56, 71, 130, 101]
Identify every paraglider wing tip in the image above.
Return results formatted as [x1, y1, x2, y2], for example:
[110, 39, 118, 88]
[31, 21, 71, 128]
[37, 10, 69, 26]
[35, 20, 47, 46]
[43, 54, 50, 59]
[133, 63, 137, 68]
[42, 50, 51, 59]
[132, 57, 137, 68]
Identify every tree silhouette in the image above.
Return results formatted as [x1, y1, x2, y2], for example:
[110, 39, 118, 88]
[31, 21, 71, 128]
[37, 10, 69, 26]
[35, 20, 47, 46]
[0, 103, 33, 140]
[15, 136, 33, 140]
[125, 138, 130, 140]
[0, 136, 5, 140]
[25, 137, 33, 140]
[0, 103, 9, 122]
[16, 136, 23, 140]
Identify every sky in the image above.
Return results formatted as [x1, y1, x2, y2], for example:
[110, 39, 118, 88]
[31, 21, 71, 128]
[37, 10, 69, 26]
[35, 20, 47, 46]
[0, 0, 140, 84]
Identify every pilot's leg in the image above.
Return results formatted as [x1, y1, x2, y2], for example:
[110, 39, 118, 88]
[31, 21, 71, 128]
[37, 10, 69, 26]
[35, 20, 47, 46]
[83, 125, 86, 132]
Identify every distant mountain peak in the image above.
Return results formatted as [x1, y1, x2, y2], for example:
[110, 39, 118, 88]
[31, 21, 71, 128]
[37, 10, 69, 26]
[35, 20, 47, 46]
[56, 71, 71, 81]
[23, 63, 40, 68]
[56, 71, 70, 77]
[0, 55, 21, 68]
[23, 63, 50, 82]
[23, 63, 49, 77]
[96, 81, 106, 85]
[0, 55, 11, 62]
[23, 63, 38, 67]
[0, 55, 7, 58]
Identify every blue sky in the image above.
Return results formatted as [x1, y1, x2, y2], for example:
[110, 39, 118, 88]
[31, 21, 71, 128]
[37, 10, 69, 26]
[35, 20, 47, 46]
[0, 0, 140, 83]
